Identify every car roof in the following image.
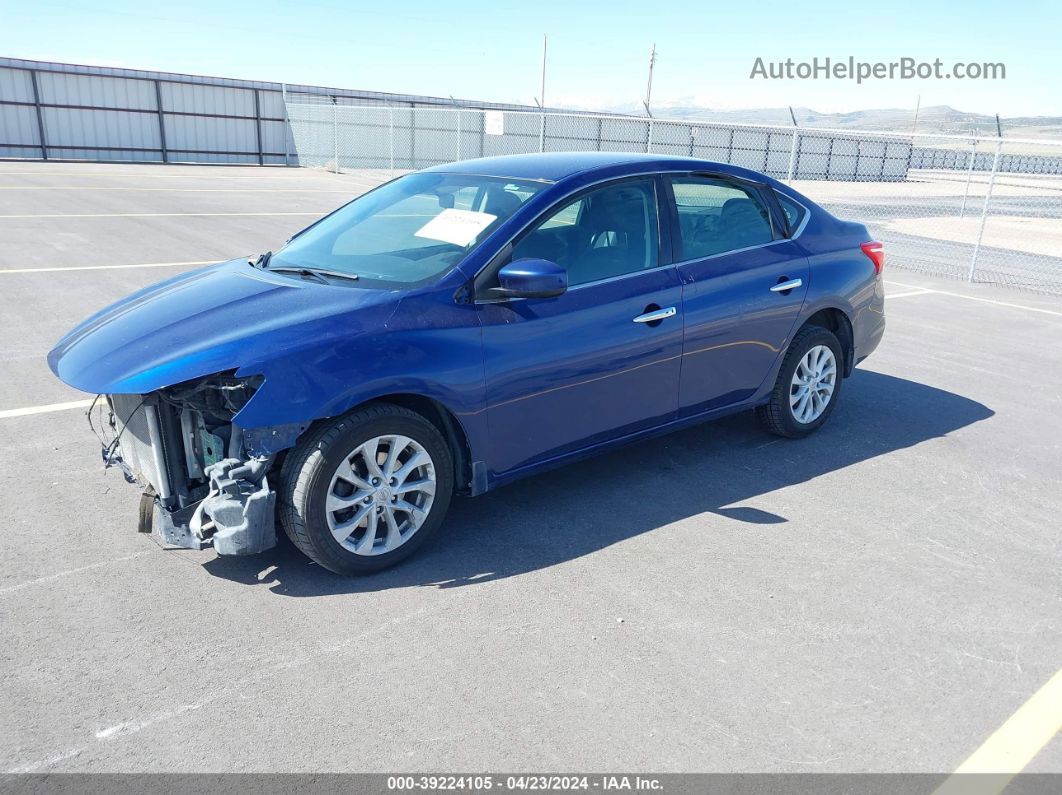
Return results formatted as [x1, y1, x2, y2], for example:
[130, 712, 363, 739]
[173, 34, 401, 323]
[422, 152, 730, 183]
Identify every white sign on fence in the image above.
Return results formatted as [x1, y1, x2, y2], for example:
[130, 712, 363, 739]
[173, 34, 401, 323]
[484, 110, 505, 136]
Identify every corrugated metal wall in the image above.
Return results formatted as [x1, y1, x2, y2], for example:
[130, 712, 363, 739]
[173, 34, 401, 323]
[0, 57, 582, 166]
[0, 58, 296, 164]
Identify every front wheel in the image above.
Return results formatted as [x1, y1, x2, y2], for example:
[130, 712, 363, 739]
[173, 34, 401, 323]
[757, 325, 844, 438]
[278, 403, 454, 574]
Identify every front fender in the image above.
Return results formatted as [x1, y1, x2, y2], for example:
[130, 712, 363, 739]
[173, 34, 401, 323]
[232, 290, 487, 461]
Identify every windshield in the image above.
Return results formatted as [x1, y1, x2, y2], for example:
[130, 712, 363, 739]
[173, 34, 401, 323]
[270, 172, 546, 287]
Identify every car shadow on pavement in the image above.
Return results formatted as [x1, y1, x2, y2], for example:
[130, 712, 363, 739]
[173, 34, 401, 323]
[202, 369, 993, 595]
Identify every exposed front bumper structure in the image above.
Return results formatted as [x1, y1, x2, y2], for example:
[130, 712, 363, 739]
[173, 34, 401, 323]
[104, 390, 278, 556]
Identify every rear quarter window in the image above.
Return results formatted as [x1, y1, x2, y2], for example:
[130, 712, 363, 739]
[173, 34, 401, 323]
[776, 192, 807, 234]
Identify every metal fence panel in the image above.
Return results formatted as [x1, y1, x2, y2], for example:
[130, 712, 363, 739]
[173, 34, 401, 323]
[0, 104, 39, 147]
[37, 71, 157, 110]
[164, 113, 258, 155]
[0, 66, 36, 103]
[42, 106, 161, 150]
[159, 82, 256, 117]
[257, 89, 286, 119]
[0, 67, 42, 157]
[259, 118, 289, 159]
[47, 146, 162, 162]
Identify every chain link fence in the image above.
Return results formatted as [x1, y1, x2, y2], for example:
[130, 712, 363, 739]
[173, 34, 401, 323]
[285, 98, 1062, 295]
[808, 134, 1062, 293]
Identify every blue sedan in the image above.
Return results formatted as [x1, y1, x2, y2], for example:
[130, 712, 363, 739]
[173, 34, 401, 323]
[49, 152, 885, 574]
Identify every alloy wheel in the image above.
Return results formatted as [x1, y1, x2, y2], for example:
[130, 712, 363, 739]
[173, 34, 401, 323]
[789, 345, 837, 424]
[325, 435, 437, 556]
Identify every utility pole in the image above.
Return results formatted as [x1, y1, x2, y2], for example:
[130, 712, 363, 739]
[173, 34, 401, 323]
[539, 35, 547, 111]
[537, 35, 547, 152]
[643, 43, 657, 117]
[911, 94, 921, 135]
[786, 106, 800, 182]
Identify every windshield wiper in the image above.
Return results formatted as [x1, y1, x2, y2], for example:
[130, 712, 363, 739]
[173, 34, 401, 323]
[266, 265, 361, 283]
[250, 251, 360, 284]
[249, 251, 272, 269]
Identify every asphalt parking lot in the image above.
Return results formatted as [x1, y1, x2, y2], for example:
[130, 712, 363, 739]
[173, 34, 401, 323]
[0, 162, 1059, 776]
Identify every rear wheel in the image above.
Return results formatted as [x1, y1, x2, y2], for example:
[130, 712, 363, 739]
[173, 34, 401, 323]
[278, 403, 454, 574]
[757, 325, 844, 438]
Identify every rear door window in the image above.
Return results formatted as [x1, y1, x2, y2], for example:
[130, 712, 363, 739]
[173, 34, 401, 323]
[668, 177, 775, 260]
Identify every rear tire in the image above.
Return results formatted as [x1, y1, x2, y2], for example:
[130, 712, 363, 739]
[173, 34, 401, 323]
[278, 403, 454, 575]
[757, 325, 844, 438]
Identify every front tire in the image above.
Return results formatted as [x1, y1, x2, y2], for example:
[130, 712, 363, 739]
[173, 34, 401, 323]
[278, 403, 454, 575]
[757, 325, 844, 438]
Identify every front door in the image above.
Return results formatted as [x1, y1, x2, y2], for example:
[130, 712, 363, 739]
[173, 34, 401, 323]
[477, 177, 683, 478]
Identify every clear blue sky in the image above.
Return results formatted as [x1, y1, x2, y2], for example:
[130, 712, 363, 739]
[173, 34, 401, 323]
[4, 0, 1058, 116]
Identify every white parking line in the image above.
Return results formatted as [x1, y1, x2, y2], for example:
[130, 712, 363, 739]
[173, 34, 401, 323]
[0, 259, 216, 274]
[0, 399, 93, 419]
[0, 170, 346, 179]
[0, 211, 321, 218]
[1, 260, 217, 274]
[95, 703, 204, 740]
[0, 551, 150, 596]
[887, 288, 934, 299]
[884, 280, 1062, 318]
[0, 186, 353, 192]
[4, 747, 82, 774]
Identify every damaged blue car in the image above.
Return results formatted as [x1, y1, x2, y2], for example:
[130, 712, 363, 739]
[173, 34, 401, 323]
[48, 152, 885, 574]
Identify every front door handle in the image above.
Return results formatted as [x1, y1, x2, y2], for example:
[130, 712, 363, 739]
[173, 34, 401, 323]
[633, 306, 676, 324]
[770, 278, 803, 293]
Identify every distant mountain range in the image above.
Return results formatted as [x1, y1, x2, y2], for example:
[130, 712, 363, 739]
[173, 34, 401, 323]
[593, 102, 1062, 139]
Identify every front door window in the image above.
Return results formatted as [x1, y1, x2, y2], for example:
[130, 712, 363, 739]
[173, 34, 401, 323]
[510, 179, 660, 286]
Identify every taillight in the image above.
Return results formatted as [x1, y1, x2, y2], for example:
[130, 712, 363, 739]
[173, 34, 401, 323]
[861, 241, 884, 275]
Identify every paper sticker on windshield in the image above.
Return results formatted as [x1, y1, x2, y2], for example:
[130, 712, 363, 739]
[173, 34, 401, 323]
[414, 208, 497, 247]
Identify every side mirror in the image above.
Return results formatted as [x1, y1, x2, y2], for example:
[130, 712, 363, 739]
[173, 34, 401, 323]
[490, 258, 567, 300]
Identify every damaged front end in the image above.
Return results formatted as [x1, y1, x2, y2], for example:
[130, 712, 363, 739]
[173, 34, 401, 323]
[100, 372, 279, 555]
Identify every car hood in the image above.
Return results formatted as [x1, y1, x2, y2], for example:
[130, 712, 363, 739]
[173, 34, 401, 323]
[48, 259, 400, 394]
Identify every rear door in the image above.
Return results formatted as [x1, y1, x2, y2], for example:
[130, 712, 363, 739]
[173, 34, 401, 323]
[476, 177, 683, 478]
[666, 175, 809, 416]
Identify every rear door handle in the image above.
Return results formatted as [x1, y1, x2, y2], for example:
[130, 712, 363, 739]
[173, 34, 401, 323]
[633, 306, 677, 323]
[770, 278, 803, 293]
